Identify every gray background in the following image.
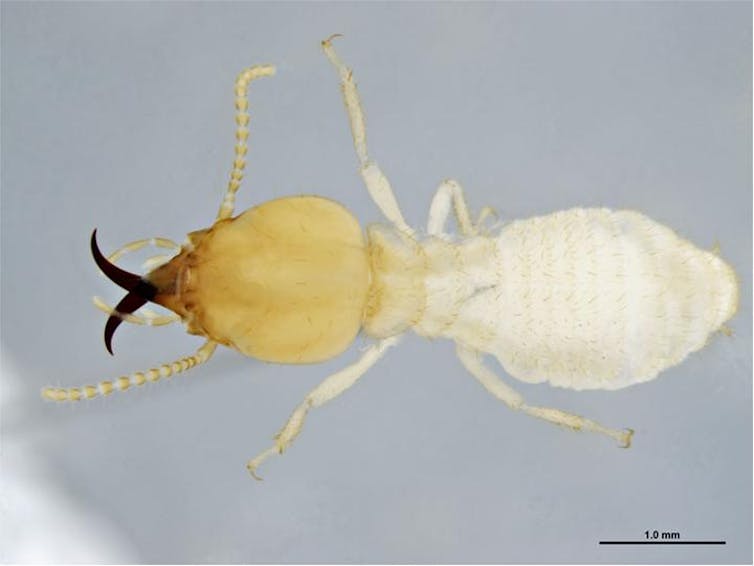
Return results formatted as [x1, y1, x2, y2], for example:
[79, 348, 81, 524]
[2, 2, 751, 564]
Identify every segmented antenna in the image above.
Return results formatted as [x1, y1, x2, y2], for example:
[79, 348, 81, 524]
[41, 341, 217, 402]
[216, 64, 276, 221]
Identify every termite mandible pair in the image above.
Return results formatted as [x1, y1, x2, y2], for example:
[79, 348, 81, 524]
[43, 36, 739, 479]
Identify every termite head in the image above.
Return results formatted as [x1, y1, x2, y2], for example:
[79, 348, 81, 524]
[93, 196, 371, 363]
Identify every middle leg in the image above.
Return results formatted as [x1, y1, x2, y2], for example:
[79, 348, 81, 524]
[427, 179, 475, 237]
[427, 179, 499, 237]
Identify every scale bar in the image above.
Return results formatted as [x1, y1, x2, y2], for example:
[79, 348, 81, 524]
[600, 541, 726, 545]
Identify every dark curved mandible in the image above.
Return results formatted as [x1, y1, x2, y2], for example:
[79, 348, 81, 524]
[104, 292, 149, 355]
[91, 229, 159, 355]
[90, 229, 142, 292]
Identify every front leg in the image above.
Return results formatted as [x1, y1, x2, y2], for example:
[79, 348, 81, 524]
[321, 36, 413, 236]
[247, 336, 401, 479]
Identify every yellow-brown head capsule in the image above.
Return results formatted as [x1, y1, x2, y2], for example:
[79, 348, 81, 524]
[146, 196, 370, 363]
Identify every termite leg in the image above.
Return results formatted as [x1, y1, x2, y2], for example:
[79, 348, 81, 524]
[246, 336, 401, 480]
[321, 35, 414, 237]
[427, 179, 475, 237]
[456, 345, 634, 448]
[216, 64, 276, 221]
[41, 340, 217, 402]
[475, 206, 499, 235]
[427, 180, 498, 237]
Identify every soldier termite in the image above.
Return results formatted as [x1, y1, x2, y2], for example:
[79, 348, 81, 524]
[42, 36, 739, 479]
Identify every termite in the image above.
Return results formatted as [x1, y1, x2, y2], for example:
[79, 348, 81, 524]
[42, 36, 739, 479]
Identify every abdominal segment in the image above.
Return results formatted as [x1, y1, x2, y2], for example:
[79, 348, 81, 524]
[446, 208, 738, 390]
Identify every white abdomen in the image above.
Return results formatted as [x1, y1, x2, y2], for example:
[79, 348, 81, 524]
[417, 208, 738, 391]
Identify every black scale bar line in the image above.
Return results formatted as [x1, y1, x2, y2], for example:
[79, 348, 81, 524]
[600, 541, 726, 545]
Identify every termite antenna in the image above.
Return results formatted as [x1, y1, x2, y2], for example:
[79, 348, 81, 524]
[41, 340, 218, 402]
[216, 64, 276, 221]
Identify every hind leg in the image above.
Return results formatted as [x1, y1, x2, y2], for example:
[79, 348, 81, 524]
[456, 345, 633, 447]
